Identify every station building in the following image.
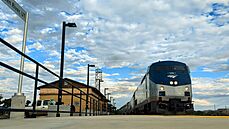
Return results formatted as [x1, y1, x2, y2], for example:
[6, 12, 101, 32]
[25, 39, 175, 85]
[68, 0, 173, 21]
[38, 78, 109, 115]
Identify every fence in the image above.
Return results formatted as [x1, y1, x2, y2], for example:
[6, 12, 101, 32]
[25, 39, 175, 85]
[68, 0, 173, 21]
[0, 38, 109, 118]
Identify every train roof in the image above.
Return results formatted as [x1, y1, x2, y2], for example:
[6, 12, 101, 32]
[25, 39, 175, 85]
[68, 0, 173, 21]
[148, 61, 187, 71]
[151, 60, 186, 66]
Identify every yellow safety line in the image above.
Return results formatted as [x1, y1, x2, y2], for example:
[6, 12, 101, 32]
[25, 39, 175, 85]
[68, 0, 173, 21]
[145, 115, 229, 119]
[174, 115, 229, 119]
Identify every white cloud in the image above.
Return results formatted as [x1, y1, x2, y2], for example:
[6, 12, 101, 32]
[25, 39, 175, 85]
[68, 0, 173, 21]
[192, 77, 229, 93]
[218, 78, 229, 83]
[6, 28, 22, 35]
[112, 94, 129, 99]
[193, 98, 212, 106]
[111, 73, 119, 76]
[0, 0, 229, 109]
[65, 49, 98, 65]
[49, 50, 60, 57]
[5, 35, 22, 45]
[202, 67, 215, 72]
[43, 61, 56, 69]
[28, 42, 44, 50]
[191, 77, 229, 110]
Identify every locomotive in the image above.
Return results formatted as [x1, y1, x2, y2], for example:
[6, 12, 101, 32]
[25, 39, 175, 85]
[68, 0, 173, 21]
[119, 61, 193, 114]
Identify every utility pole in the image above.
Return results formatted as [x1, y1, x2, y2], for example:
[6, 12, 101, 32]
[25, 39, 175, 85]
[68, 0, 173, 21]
[86, 64, 95, 116]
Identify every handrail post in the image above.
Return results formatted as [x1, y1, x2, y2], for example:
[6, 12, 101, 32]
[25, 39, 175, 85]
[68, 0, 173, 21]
[95, 100, 97, 116]
[79, 91, 82, 116]
[98, 98, 100, 115]
[70, 85, 74, 116]
[90, 97, 92, 116]
[32, 64, 39, 118]
[93, 99, 95, 116]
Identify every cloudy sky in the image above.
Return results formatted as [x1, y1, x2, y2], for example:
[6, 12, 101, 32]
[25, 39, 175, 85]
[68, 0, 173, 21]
[0, 0, 228, 110]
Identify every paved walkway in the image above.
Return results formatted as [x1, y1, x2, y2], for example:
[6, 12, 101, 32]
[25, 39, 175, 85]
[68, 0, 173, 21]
[0, 115, 229, 129]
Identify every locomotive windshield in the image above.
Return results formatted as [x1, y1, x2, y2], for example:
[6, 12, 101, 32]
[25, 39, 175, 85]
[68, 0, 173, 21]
[149, 61, 191, 86]
[154, 66, 186, 71]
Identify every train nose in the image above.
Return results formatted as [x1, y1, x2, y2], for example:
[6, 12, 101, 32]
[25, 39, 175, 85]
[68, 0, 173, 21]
[159, 103, 167, 109]
[168, 99, 184, 112]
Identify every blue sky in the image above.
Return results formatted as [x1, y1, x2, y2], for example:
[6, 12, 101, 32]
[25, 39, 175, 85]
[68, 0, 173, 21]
[0, 0, 229, 110]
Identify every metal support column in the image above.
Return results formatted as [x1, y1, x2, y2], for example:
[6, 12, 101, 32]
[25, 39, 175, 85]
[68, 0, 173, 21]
[90, 97, 92, 116]
[57, 21, 66, 117]
[93, 99, 95, 116]
[79, 91, 82, 116]
[32, 64, 39, 118]
[86, 64, 95, 116]
[86, 64, 89, 116]
[95, 101, 98, 116]
[17, 12, 29, 95]
[70, 85, 74, 116]
[98, 80, 101, 91]
[98, 99, 100, 115]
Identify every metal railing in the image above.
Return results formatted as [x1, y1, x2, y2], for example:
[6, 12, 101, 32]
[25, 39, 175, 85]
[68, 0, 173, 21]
[0, 38, 109, 118]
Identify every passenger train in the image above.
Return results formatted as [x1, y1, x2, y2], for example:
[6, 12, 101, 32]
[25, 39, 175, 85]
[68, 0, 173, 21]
[119, 61, 194, 114]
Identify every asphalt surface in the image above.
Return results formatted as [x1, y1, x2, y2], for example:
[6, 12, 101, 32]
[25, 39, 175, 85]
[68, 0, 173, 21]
[0, 115, 229, 129]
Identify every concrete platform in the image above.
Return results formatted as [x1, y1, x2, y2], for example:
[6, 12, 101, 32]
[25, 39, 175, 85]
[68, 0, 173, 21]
[0, 115, 229, 129]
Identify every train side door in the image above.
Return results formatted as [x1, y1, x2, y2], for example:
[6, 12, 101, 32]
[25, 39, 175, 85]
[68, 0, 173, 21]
[145, 76, 148, 99]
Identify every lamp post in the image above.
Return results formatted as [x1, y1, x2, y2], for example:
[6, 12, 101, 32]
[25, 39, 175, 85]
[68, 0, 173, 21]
[106, 93, 111, 101]
[104, 89, 109, 115]
[110, 97, 113, 104]
[112, 99, 115, 106]
[113, 102, 116, 112]
[85, 64, 95, 116]
[104, 88, 109, 97]
[112, 98, 115, 113]
[106, 93, 111, 115]
[56, 21, 76, 117]
[110, 96, 113, 113]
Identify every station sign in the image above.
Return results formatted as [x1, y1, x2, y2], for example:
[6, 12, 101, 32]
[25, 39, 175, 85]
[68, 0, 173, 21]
[2, 0, 27, 21]
[2, 0, 29, 94]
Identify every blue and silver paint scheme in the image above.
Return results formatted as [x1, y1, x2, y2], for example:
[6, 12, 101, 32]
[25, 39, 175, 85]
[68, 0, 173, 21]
[119, 61, 193, 114]
[149, 61, 193, 113]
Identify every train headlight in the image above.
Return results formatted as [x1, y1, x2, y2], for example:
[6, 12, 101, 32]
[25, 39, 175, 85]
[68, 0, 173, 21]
[169, 81, 173, 85]
[185, 87, 189, 91]
[174, 81, 178, 85]
[160, 86, 164, 91]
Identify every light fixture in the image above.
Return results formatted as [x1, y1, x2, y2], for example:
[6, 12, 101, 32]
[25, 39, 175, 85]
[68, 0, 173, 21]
[185, 87, 189, 91]
[160, 86, 164, 91]
[65, 22, 77, 27]
[170, 81, 173, 85]
[174, 81, 178, 85]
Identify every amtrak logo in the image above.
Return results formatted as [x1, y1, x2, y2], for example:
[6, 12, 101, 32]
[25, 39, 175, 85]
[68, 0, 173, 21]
[167, 72, 178, 78]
